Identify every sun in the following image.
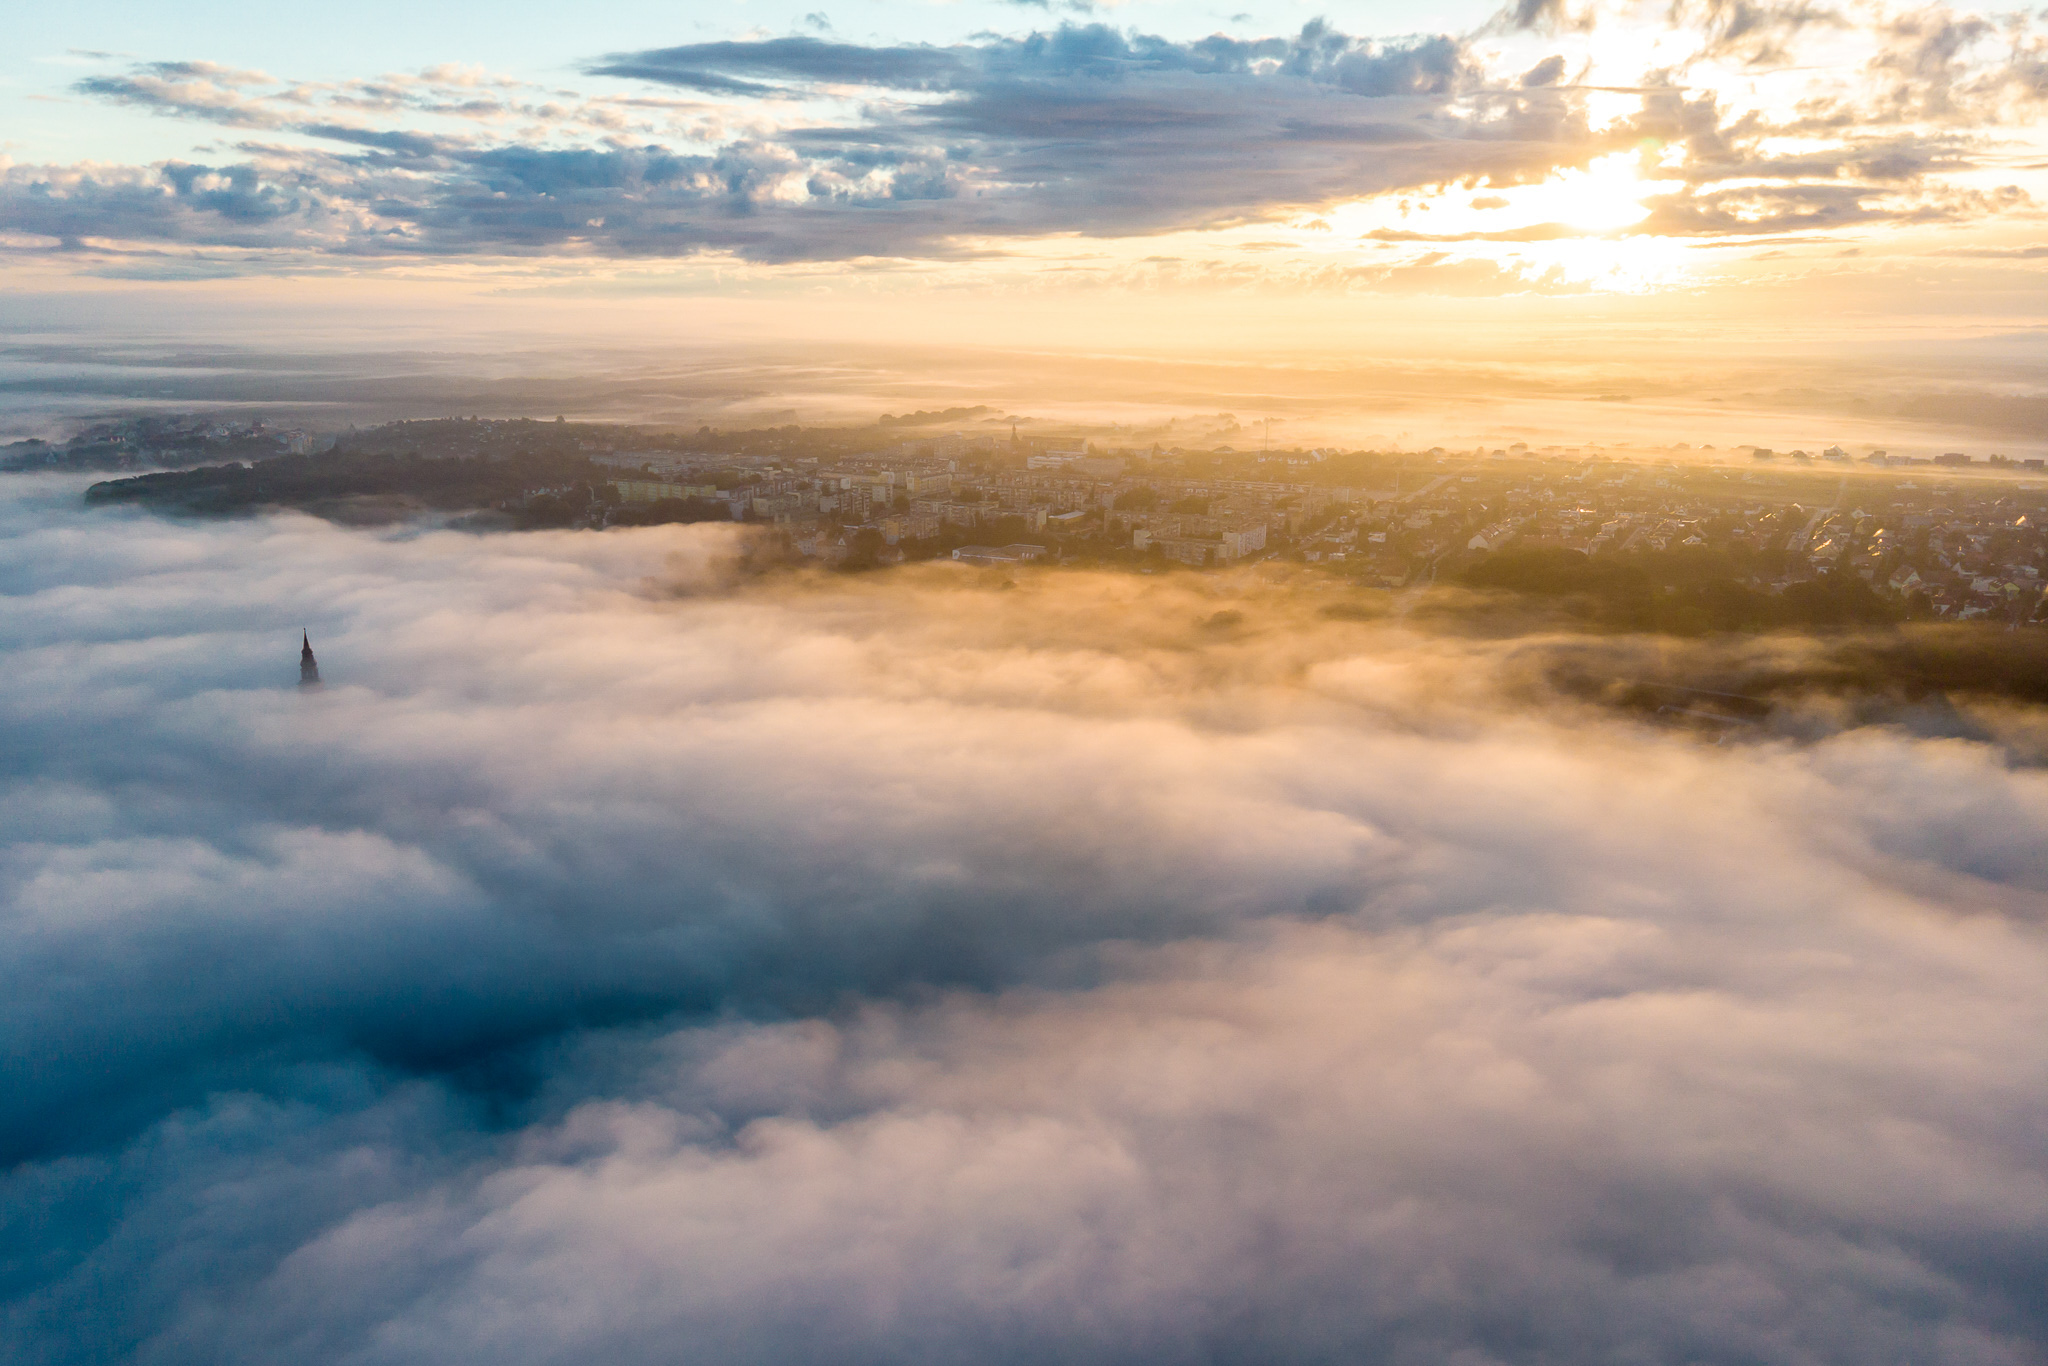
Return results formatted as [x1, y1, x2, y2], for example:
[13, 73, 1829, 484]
[1529, 153, 1673, 233]
[1310, 151, 1678, 246]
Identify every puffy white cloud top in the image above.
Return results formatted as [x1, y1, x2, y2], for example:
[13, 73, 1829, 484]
[3, 473, 2047, 1364]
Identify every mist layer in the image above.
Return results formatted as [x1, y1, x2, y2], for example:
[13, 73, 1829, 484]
[3, 476, 2046, 1364]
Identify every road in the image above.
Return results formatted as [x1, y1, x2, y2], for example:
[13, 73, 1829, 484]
[1788, 475, 1851, 552]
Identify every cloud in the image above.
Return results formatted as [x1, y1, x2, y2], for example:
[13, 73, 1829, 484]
[7, 4, 2042, 271]
[1366, 222, 1589, 242]
[73, 64, 289, 129]
[1672, 0, 1850, 66]
[0, 23, 1549, 263]
[1637, 177, 2027, 237]
[1936, 243, 2048, 257]
[587, 36, 974, 93]
[2, 473, 2048, 1361]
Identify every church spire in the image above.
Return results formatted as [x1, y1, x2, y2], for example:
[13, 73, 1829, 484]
[300, 630, 321, 687]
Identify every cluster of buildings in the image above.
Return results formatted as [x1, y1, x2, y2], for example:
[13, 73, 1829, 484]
[538, 427, 2048, 622]
[3, 415, 322, 472]
[599, 448, 1313, 568]
[1316, 450, 2046, 621]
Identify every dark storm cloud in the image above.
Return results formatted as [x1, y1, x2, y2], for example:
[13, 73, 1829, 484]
[4, 475, 2048, 1364]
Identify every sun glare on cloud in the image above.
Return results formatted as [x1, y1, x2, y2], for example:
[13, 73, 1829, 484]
[1548, 153, 1678, 232]
[1288, 152, 1690, 292]
[1318, 152, 1681, 243]
[1511, 234, 1692, 293]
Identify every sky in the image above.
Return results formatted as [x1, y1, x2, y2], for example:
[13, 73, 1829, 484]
[8, 9, 2048, 1357]
[7, 0, 2048, 358]
[4, 471, 2048, 1363]
[6, 0, 2048, 452]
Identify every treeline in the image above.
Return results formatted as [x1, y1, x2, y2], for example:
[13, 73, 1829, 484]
[607, 497, 733, 527]
[1455, 547, 1906, 633]
[5, 428, 289, 474]
[85, 449, 608, 516]
[1534, 626, 2048, 714]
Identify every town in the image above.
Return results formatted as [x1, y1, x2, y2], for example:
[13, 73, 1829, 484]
[2, 415, 317, 472]
[63, 413, 2048, 627]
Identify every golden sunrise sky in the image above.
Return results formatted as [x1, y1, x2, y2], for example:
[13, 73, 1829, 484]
[7, 0, 2048, 448]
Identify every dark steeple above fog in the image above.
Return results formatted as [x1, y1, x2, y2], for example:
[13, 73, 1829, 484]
[299, 631, 321, 687]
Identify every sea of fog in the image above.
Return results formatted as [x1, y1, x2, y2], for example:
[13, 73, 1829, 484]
[3, 472, 2047, 1364]
[9, 324, 2048, 459]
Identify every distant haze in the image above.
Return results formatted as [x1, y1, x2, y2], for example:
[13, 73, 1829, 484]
[6, 291, 2048, 459]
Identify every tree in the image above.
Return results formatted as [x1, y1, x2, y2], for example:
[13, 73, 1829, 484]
[840, 527, 886, 570]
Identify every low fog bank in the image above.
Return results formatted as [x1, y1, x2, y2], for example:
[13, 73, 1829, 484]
[4, 476, 2048, 1364]
[9, 329, 2048, 458]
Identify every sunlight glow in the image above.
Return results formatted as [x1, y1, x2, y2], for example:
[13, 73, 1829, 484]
[1509, 235, 1692, 293]
[1319, 153, 1681, 242]
[1545, 154, 1676, 232]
